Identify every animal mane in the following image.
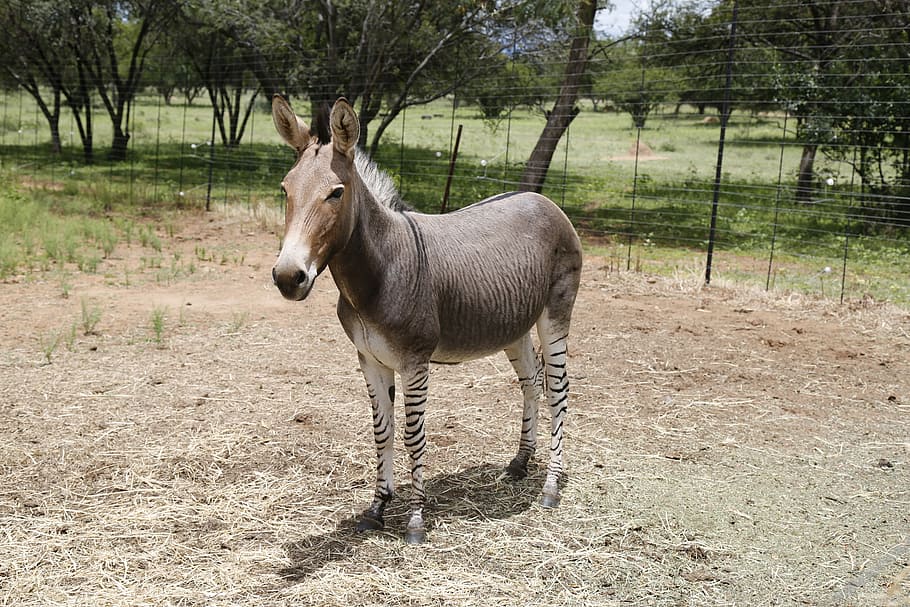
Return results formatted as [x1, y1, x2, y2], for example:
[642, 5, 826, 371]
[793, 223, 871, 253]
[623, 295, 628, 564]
[310, 101, 408, 211]
[311, 102, 332, 146]
[355, 151, 411, 212]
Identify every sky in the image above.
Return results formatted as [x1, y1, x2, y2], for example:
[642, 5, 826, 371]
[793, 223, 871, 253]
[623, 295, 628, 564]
[594, 0, 644, 38]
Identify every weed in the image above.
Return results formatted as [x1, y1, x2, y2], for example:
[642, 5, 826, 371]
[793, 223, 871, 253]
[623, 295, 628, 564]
[117, 219, 135, 246]
[0, 239, 18, 277]
[80, 298, 101, 335]
[195, 246, 213, 262]
[228, 311, 249, 334]
[140, 226, 162, 252]
[149, 306, 167, 344]
[59, 275, 72, 299]
[63, 323, 77, 351]
[99, 227, 118, 258]
[40, 331, 60, 365]
[78, 254, 101, 273]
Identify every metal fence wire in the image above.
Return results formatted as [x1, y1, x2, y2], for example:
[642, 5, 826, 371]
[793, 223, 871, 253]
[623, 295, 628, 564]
[1, 0, 908, 305]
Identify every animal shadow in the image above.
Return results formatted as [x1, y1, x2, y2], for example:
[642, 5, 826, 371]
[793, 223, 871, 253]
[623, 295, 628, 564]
[279, 462, 540, 581]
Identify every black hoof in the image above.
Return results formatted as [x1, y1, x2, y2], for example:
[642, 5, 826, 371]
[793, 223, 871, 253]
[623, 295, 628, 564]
[405, 526, 427, 545]
[540, 492, 561, 509]
[506, 457, 529, 479]
[355, 512, 384, 533]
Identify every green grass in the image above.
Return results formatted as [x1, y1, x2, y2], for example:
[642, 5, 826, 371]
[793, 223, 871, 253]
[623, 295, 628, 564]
[0, 175, 130, 278]
[1, 92, 907, 305]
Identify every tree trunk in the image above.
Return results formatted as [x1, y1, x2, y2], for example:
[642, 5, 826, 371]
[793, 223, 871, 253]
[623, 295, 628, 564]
[83, 106, 94, 165]
[519, 0, 596, 193]
[36, 89, 62, 154]
[110, 124, 130, 162]
[795, 143, 817, 203]
[48, 120, 62, 155]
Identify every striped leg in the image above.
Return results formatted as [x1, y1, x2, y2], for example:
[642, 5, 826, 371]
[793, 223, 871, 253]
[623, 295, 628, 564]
[355, 352, 396, 533]
[401, 362, 430, 544]
[504, 333, 543, 479]
[537, 316, 570, 508]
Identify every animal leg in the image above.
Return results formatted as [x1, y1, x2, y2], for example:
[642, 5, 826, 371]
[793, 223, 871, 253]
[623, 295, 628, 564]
[401, 362, 430, 544]
[355, 352, 396, 533]
[504, 333, 542, 479]
[537, 315, 570, 509]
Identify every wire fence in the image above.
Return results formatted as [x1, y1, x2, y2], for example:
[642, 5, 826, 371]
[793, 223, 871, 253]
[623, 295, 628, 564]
[1, 3, 908, 306]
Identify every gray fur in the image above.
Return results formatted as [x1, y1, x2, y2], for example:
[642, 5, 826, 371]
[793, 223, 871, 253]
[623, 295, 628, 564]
[271, 97, 582, 543]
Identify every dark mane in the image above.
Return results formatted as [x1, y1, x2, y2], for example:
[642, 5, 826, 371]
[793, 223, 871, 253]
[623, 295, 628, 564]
[311, 102, 332, 146]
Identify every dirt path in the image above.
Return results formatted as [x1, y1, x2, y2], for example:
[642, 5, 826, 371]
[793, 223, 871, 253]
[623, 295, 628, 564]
[1, 211, 908, 606]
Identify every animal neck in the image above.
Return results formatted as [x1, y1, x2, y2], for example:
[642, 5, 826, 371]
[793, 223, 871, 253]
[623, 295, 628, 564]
[328, 176, 402, 311]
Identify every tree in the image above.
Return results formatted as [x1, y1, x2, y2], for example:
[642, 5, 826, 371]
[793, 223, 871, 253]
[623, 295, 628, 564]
[728, 0, 879, 203]
[0, 0, 104, 163]
[0, 2, 73, 155]
[591, 40, 679, 128]
[209, 0, 553, 154]
[820, 1, 910, 221]
[519, 0, 598, 193]
[68, 0, 178, 161]
[166, 6, 261, 148]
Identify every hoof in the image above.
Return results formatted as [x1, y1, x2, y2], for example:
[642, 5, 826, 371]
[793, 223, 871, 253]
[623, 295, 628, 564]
[355, 512, 384, 533]
[404, 526, 427, 545]
[505, 458, 528, 479]
[540, 492, 561, 509]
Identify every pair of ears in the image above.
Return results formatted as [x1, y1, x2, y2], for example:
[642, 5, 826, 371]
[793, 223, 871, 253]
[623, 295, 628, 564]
[272, 96, 358, 156]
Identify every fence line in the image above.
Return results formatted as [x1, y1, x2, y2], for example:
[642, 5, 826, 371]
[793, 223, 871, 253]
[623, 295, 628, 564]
[1, 24, 908, 306]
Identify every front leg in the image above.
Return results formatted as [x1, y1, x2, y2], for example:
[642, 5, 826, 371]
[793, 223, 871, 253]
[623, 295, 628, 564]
[355, 352, 396, 533]
[401, 361, 430, 544]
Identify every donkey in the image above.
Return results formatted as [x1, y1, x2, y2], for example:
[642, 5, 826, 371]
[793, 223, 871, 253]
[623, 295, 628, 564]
[271, 96, 582, 544]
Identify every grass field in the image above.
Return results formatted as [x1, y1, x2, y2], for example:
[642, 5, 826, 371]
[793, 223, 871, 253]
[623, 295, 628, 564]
[2, 90, 910, 606]
[1, 91, 907, 304]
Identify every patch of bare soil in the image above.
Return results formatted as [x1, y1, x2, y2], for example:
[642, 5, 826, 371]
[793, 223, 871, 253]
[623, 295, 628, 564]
[1, 210, 908, 606]
[610, 140, 668, 161]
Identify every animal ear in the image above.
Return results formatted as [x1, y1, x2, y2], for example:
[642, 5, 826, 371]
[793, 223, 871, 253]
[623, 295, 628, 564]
[330, 98, 359, 157]
[272, 95, 311, 151]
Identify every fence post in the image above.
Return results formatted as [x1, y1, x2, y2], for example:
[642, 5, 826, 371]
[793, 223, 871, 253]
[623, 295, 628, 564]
[625, 58, 647, 271]
[205, 107, 216, 212]
[840, 148, 859, 303]
[441, 124, 463, 214]
[766, 111, 789, 290]
[246, 93, 255, 209]
[705, 0, 739, 286]
[154, 92, 162, 204]
[178, 77, 189, 200]
[398, 105, 407, 195]
[560, 123, 570, 208]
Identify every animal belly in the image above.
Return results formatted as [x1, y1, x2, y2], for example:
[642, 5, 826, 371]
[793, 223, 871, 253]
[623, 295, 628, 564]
[429, 343, 503, 364]
[431, 315, 537, 363]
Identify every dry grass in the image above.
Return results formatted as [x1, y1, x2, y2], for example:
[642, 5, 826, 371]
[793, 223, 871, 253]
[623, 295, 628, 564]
[1, 212, 909, 606]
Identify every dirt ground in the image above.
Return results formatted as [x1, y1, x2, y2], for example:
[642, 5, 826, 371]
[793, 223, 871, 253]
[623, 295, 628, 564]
[1, 210, 908, 606]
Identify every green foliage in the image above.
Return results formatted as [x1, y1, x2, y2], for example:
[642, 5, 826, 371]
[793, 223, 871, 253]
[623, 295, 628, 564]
[39, 331, 60, 365]
[149, 307, 167, 345]
[591, 40, 682, 127]
[80, 299, 102, 336]
[0, 175, 166, 278]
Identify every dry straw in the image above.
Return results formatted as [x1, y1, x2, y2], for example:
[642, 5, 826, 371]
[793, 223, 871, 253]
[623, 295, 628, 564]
[1, 214, 908, 606]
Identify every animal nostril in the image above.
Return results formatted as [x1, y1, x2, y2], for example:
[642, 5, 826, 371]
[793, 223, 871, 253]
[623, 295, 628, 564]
[271, 267, 278, 285]
[293, 269, 307, 286]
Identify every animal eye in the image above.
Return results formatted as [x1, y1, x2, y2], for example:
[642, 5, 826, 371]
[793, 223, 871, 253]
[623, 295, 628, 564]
[280, 185, 287, 197]
[327, 186, 344, 201]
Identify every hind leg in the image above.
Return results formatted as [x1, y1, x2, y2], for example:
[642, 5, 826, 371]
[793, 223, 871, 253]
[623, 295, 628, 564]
[536, 313, 571, 508]
[504, 333, 542, 479]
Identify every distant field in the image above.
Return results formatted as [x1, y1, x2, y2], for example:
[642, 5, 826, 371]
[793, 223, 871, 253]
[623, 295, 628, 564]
[1, 91, 907, 305]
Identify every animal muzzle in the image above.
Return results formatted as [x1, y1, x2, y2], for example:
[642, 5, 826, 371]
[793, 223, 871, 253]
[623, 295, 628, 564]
[272, 256, 317, 301]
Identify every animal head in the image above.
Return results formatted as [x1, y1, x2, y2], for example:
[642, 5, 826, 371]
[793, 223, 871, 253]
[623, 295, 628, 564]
[271, 96, 360, 301]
